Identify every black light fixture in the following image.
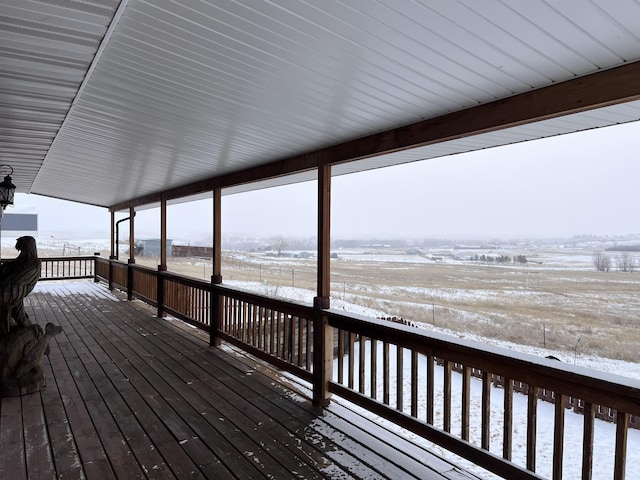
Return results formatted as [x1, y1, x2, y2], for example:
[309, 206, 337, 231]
[0, 165, 16, 211]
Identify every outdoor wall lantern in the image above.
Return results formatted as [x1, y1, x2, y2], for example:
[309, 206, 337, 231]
[0, 165, 16, 211]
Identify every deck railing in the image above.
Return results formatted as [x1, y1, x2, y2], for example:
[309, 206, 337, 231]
[214, 283, 314, 382]
[39, 256, 96, 280]
[76, 255, 640, 479]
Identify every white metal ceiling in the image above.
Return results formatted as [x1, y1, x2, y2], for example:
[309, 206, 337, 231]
[2, 0, 640, 207]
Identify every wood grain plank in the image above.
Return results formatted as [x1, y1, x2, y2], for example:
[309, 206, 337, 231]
[0, 396, 27, 479]
[21, 392, 55, 480]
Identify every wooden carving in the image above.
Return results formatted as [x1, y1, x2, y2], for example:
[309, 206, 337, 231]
[0, 236, 62, 396]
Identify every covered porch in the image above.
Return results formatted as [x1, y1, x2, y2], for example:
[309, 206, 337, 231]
[2, 1, 640, 479]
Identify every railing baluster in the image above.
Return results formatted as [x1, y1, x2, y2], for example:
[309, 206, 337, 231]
[267, 308, 272, 353]
[297, 316, 303, 367]
[502, 378, 513, 462]
[370, 338, 377, 399]
[444, 360, 452, 433]
[306, 318, 312, 370]
[337, 329, 344, 384]
[276, 311, 282, 358]
[242, 301, 248, 342]
[411, 351, 418, 417]
[481, 370, 491, 450]
[462, 365, 471, 441]
[253, 305, 259, 347]
[348, 332, 356, 389]
[383, 341, 390, 405]
[231, 298, 242, 338]
[397, 345, 404, 412]
[358, 335, 365, 394]
[582, 402, 594, 480]
[427, 355, 434, 425]
[553, 393, 565, 480]
[527, 385, 538, 472]
[283, 314, 291, 361]
[614, 411, 629, 480]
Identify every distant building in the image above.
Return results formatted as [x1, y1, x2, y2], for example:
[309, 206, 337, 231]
[1, 212, 38, 236]
[172, 244, 213, 258]
[137, 238, 172, 257]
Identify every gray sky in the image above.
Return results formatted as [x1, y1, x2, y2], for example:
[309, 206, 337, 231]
[14, 120, 640, 242]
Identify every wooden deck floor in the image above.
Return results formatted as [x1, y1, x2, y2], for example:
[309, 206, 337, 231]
[1, 281, 479, 479]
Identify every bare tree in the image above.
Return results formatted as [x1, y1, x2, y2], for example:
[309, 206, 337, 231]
[271, 235, 288, 257]
[616, 252, 636, 272]
[592, 251, 611, 272]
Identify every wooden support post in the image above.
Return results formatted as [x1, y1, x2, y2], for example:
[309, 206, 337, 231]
[313, 296, 331, 407]
[614, 412, 629, 480]
[127, 206, 135, 301]
[552, 393, 565, 480]
[157, 196, 167, 318]
[582, 402, 595, 480]
[527, 386, 538, 472]
[211, 188, 222, 284]
[160, 195, 167, 270]
[317, 164, 331, 304]
[109, 210, 116, 259]
[210, 188, 222, 347]
[128, 206, 135, 265]
[313, 164, 332, 407]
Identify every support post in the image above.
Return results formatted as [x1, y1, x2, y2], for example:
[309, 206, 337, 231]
[211, 187, 222, 285]
[160, 194, 167, 270]
[313, 164, 332, 407]
[157, 196, 167, 318]
[128, 206, 135, 265]
[127, 206, 135, 301]
[210, 188, 222, 347]
[109, 210, 116, 259]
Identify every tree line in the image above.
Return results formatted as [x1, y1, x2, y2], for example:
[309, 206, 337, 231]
[592, 251, 637, 272]
[473, 254, 528, 265]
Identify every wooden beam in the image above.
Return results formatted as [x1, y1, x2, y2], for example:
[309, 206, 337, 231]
[316, 164, 331, 303]
[109, 60, 640, 211]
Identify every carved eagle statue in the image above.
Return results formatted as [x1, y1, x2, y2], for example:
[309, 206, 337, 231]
[0, 236, 41, 336]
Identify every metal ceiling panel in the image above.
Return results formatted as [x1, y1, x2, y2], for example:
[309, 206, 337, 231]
[0, 0, 120, 192]
[1, 0, 639, 207]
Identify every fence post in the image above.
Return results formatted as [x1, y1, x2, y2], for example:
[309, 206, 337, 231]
[157, 265, 166, 318]
[312, 296, 332, 407]
[210, 275, 222, 347]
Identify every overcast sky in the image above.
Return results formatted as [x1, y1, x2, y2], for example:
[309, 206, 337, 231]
[13, 120, 640, 242]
